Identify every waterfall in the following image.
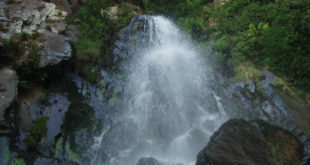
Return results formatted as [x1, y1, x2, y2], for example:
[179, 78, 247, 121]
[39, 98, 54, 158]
[90, 15, 227, 165]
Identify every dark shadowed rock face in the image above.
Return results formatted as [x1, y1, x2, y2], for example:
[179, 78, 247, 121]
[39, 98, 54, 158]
[196, 119, 302, 165]
[137, 157, 163, 165]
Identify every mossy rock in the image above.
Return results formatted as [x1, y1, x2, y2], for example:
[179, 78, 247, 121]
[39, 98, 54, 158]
[12, 157, 26, 165]
[65, 141, 81, 164]
[24, 116, 49, 149]
[196, 119, 302, 165]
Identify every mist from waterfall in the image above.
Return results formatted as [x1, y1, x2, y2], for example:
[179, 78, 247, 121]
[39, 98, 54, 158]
[90, 15, 227, 165]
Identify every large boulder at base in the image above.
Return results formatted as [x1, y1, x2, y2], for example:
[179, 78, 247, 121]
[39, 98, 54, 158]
[196, 119, 302, 165]
[0, 68, 18, 121]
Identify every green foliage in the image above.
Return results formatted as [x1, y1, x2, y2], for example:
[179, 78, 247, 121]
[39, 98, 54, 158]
[0, 39, 20, 60]
[12, 157, 26, 165]
[211, 0, 310, 92]
[6, 0, 16, 4]
[19, 32, 30, 41]
[0, 33, 46, 91]
[74, 0, 138, 81]
[15, 40, 44, 91]
[109, 89, 117, 104]
[54, 137, 64, 157]
[65, 141, 81, 163]
[24, 116, 49, 149]
[2, 146, 10, 165]
[45, 24, 52, 31]
[233, 61, 261, 84]
[75, 38, 101, 63]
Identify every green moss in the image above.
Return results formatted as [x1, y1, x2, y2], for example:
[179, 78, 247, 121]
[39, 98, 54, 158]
[272, 78, 310, 105]
[24, 116, 49, 149]
[109, 90, 117, 104]
[2, 146, 10, 165]
[55, 137, 64, 157]
[65, 141, 81, 164]
[12, 157, 26, 165]
[97, 80, 106, 100]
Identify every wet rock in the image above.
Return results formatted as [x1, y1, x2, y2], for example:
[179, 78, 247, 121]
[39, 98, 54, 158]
[34, 157, 78, 165]
[137, 157, 163, 165]
[65, 25, 78, 42]
[27, 92, 70, 138]
[44, 93, 70, 145]
[0, 0, 73, 67]
[38, 32, 72, 67]
[246, 79, 256, 93]
[259, 70, 295, 128]
[34, 157, 58, 165]
[0, 68, 18, 121]
[196, 119, 302, 165]
[17, 86, 43, 131]
[0, 136, 15, 165]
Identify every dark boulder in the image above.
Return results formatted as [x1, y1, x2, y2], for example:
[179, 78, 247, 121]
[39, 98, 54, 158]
[196, 119, 302, 165]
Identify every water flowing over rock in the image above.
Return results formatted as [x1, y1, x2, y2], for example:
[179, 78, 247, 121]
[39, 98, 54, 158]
[87, 15, 310, 165]
[90, 15, 227, 165]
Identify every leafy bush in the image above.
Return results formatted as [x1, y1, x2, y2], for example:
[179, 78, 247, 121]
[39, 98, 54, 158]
[211, 0, 310, 92]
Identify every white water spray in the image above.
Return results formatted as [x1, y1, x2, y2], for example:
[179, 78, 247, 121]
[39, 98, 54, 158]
[91, 16, 227, 165]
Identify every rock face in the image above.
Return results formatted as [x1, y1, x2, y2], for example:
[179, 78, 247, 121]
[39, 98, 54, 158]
[137, 157, 163, 165]
[196, 119, 302, 165]
[39, 31, 72, 67]
[0, 0, 77, 68]
[0, 67, 17, 121]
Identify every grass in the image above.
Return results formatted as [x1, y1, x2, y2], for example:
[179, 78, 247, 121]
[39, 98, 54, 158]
[272, 78, 310, 105]
[232, 61, 262, 93]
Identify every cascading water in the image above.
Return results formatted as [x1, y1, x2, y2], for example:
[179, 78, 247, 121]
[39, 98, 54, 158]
[90, 15, 227, 165]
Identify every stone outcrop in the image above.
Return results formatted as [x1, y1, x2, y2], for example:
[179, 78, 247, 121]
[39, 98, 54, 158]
[0, 0, 77, 68]
[0, 67, 17, 121]
[196, 119, 302, 165]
